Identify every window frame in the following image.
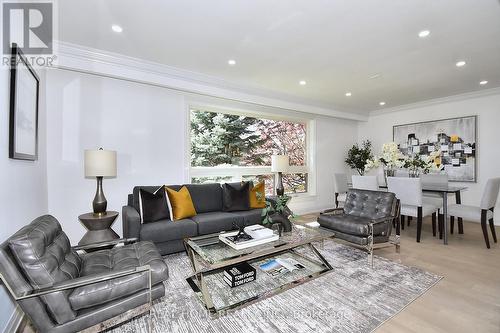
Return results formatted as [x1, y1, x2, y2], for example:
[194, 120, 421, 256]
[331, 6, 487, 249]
[186, 103, 316, 197]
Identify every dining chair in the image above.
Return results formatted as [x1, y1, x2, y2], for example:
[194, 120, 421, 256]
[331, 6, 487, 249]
[448, 178, 500, 248]
[420, 173, 448, 234]
[352, 175, 379, 191]
[387, 177, 441, 242]
[333, 173, 349, 208]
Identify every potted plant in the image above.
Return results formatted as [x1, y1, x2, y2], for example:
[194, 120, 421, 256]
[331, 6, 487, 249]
[365, 142, 406, 180]
[345, 140, 373, 175]
[261, 195, 294, 233]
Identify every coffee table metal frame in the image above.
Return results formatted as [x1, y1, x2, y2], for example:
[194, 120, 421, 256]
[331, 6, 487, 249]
[183, 227, 335, 316]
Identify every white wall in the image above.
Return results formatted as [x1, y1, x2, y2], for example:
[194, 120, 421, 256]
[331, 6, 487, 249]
[45, 68, 359, 243]
[0, 67, 48, 330]
[358, 93, 500, 224]
[45, 69, 187, 243]
[291, 116, 358, 215]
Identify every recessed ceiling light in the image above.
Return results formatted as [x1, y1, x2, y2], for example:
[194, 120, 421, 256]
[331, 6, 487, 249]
[227, 59, 236, 66]
[111, 25, 123, 33]
[456, 60, 466, 67]
[418, 30, 430, 38]
[379, 101, 386, 106]
[299, 80, 307, 86]
[479, 80, 488, 85]
[345, 92, 352, 97]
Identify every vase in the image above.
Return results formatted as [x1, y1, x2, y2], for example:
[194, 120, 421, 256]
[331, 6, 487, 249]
[384, 168, 395, 185]
[409, 169, 420, 178]
[270, 213, 293, 233]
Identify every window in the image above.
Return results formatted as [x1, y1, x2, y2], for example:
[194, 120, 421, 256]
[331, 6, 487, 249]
[189, 108, 310, 195]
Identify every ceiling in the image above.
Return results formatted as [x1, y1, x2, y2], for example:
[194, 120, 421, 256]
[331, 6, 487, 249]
[57, 0, 500, 114]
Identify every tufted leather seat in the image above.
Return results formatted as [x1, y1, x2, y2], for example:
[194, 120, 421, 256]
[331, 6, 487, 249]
[8, 215, 83, 324]
[69, 241, 168, 310]
[3, 215, 169, 332]
[318, 189, 397, 247]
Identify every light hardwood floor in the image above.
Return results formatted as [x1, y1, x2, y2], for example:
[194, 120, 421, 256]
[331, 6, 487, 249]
[298, 213, 500, 333]
[19, 216, 499, 333]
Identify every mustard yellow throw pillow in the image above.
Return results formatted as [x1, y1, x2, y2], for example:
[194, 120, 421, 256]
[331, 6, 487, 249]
[249, 181, 266, 209]
[165, 186, 197, 221]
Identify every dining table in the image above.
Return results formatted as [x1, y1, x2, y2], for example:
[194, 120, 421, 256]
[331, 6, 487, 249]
[378, 184, 468, 245]
[420, 184, 468, 244]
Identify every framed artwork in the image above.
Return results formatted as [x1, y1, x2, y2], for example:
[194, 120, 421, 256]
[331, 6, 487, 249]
[393, 116, 477, 182]
[9, 43, 40, 161]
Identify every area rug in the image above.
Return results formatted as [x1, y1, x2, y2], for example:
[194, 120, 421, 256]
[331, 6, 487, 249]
[111, 240, 442, 333]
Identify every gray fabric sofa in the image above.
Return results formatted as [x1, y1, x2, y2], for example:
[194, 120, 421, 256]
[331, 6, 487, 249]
[0, 215, 169, 333]
[122, 183, 264, 255]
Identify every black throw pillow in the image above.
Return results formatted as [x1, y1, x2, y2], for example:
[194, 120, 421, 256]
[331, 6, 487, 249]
[139, 187, 170, 223]
[222, 182, 250, 212]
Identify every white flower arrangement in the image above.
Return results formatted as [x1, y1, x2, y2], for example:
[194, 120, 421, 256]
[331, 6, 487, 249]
[365, 142, 444, 174]
[365, 142, 406, 171]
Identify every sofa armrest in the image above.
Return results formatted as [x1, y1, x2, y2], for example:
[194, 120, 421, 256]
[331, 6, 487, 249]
[122, 205, 141, 239]
[7, 265, 150, 301]
[370, 216, 394, 225]
[72, 238, 138, 252]
[320, 208, 345, 215]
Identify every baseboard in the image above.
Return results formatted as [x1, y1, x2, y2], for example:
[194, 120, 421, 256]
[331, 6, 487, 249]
[3, 307, 23, 333]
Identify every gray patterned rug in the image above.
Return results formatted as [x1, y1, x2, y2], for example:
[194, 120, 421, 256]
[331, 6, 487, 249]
[111, 240, 442, 333]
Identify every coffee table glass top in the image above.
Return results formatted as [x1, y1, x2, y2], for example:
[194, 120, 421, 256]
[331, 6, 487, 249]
[185, 225, 334, 266]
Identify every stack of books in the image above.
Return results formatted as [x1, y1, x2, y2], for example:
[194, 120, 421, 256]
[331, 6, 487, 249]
[223, 262, 256, 288]
[219, 225, 279, 250]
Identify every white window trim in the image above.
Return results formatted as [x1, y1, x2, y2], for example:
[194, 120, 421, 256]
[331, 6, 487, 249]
[186, 103, 317, 198]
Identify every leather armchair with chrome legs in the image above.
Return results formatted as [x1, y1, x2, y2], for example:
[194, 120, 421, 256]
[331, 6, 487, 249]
[0, 215, 169, 333]
[318, 189, 400, 266]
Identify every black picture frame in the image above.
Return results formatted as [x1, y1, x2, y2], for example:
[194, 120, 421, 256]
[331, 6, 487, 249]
[9, 43, 40, 161]
[392, 115, 477, 182]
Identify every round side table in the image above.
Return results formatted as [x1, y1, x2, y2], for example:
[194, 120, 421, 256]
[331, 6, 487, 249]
[78, 211, 119, 245]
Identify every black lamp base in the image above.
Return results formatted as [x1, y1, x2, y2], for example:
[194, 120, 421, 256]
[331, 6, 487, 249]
[276, 172, 284, 196]
[93, 176, 108, 216]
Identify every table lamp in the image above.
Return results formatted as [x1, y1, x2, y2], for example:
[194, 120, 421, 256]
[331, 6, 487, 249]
[84, 148, 117, 216]
[271, 155, 289, 196]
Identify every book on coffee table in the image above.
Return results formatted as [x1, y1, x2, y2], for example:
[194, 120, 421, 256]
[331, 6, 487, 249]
[219, 231, 278, 250]
[223, 262, 256, 288]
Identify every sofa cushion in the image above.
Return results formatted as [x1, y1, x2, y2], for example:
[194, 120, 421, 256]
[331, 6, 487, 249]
[230, 209, 263, 225]
[249, 182, 266, 209]
[184, 183, 223, 213]
[69, 241, 168, 310]
[222, 182, 250, 212]
[191, 212, 239, 235]
[140, 219, 198, 243]
[132, 186, 167, 213]
[8, 215, 82, 324]
[166, 186, 197, 220]
[318, 214, 389, 237]
[139, 187, 170, 223]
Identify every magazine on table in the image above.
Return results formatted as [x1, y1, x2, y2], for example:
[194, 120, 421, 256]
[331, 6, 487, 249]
[259, 257, 305, 277]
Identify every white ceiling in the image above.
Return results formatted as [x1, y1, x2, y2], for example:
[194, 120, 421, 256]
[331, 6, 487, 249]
[57, 0, 500, 114]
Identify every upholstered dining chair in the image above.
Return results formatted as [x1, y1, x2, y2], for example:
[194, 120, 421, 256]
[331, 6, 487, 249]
[448, 178, 500, 248]
[387, 177, 441, 242]
[352, 175, 379, 191]
[419, 173, 448, 233]
[333, 173, 349, 208]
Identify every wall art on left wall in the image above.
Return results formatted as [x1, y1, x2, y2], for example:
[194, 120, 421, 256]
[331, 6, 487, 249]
[9, 43, 40, 161]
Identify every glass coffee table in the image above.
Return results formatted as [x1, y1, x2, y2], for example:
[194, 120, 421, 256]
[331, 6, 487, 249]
[184, 225, 335, 315]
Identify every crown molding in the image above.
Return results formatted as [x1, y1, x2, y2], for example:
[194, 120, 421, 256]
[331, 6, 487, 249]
[369, 87, 500, 117]
[53, 41, 368, 121]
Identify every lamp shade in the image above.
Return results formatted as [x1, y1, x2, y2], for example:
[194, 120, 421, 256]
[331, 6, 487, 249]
[84, 149, 117, 177]
[271, 155, 289, 173]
